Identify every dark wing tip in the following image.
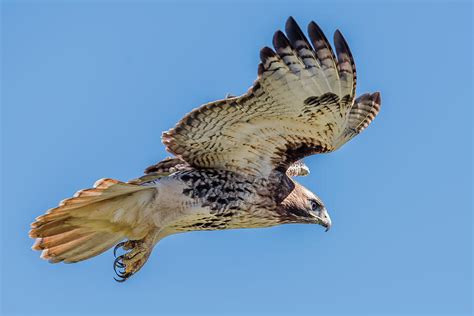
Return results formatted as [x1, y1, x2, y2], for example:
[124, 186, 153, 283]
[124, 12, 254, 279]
[260, 46, 277, 63]
[285, 16, 299, 35]
[333, 29, 352, 56]
[285, 16, 309, 45]
[308, 21, 335, 55]
[272, 30, 291, 51]
[372, 91, 381, 105]
[333, 30, 345, 49]
[308, 21, 325, 39]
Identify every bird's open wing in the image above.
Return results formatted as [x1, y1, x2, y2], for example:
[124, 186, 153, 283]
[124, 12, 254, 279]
[162, 17, 380, 178]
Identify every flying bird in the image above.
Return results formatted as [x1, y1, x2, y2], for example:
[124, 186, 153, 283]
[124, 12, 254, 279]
[29, 17, 381, 281]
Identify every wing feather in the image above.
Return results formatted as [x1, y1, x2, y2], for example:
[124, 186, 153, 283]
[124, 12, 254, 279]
[285, 16, 330, 95]
[334, 30, 356, 99]
[162, 17, 380, 178]
[335, 92, 381, 149]
[308, 21, 341, 96]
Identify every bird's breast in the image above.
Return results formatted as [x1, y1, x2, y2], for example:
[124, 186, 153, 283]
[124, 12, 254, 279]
[152, 169, 282, 232]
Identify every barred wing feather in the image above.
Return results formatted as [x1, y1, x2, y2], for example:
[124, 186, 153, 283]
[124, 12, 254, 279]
[162, 17, 380, 178]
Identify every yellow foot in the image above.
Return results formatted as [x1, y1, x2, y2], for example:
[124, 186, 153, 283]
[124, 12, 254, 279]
[113, 240, 151, 282]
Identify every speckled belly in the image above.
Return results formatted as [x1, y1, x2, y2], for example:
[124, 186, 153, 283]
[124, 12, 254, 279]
[154, 169, 280, 232]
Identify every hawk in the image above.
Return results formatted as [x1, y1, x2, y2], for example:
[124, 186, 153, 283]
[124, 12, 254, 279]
[29, 17, 381, 281]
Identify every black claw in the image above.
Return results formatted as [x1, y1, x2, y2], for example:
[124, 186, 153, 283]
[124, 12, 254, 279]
[114, 241, 126, 257]
[113, 271, 132, 283]
[115, 262, 125, 269]
[114, 277, 126, 282]
[113, 253, 134, 282]
[114, 269, 123, 278]
[115, 269, 127, 278]
[114, 255, 125, 268]
[112, 240, 141, 283]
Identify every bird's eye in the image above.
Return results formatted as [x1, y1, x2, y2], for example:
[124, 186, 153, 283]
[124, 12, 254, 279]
[310, 200, 320, 212]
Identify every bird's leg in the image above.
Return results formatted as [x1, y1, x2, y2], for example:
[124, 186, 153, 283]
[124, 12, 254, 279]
[113, 240, 139, 257]
[113, 238, 153, 282]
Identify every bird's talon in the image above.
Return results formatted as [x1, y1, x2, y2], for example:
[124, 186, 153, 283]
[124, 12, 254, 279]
[113, 240, 139, 259]
[113, 241, 127, 257]
[112, 240, 151, 282]
[114, 255, 124, 265]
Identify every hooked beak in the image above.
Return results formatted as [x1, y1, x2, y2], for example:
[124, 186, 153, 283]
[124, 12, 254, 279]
[323, 220, 331, 232]
[315, 208, 332, 232]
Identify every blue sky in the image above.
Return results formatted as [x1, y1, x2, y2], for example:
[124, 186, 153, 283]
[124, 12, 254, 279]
[1, 1, 472, 315]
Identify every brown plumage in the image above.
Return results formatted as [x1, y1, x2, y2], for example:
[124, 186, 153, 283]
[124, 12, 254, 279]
[29, 17, 380, 282]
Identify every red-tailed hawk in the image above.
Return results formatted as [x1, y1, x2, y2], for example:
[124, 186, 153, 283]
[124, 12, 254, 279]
[29, 17, 381, 281]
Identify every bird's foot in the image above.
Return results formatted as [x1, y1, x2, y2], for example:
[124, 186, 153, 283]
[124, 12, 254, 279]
[113, 240, 151, 282]
[113, 240, 138, 255]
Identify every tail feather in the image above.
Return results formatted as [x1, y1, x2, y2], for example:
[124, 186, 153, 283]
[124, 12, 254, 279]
[32, 228, 89, 250]
[64, 234, 122, 263]
[30, 178, 155, 264]
[41, 233, 98, 262]
[31, 219, 74, 237]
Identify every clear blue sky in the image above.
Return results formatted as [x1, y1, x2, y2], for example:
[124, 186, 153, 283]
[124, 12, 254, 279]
[1, 1, 472, 315]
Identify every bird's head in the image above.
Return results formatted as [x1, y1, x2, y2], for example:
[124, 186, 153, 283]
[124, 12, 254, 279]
[279, 182, 332, 231]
